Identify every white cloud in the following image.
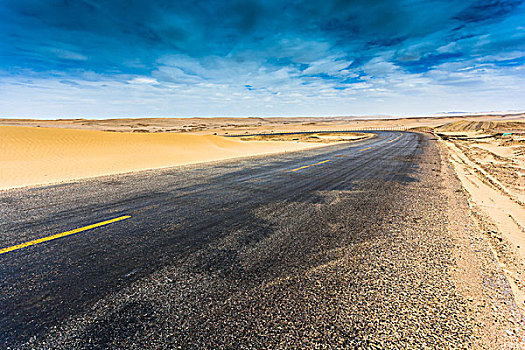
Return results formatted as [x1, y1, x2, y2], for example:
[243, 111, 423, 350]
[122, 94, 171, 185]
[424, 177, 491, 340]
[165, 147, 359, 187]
[129, 77, 159, 84]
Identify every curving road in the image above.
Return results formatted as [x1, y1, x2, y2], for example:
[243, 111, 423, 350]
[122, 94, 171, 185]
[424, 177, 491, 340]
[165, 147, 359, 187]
[1, 131, 475, 348]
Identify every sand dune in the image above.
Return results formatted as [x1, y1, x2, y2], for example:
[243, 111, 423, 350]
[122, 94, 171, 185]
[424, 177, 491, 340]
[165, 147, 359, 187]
[0, 126, 322, 189]
[435, 120, 525, 132]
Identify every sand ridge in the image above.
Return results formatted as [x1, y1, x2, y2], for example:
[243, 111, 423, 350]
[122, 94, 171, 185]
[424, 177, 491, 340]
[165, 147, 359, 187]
[0, 126, 330, 190]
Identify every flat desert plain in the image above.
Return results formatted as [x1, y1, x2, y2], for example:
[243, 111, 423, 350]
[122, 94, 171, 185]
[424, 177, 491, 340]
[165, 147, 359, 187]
[2, 112, 524, 134]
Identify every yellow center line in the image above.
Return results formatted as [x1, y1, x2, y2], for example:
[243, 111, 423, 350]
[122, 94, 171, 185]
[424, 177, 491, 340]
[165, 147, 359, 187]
[0, 215, 131, 255]
[291, 159, 331, 172]
[291, 165, 311, 171]
[359, 147, 372, 151]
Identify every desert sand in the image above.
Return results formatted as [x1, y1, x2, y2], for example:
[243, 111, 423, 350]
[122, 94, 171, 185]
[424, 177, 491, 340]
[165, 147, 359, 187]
[435, 120, 525, 313]
[0, 126, 337, 190]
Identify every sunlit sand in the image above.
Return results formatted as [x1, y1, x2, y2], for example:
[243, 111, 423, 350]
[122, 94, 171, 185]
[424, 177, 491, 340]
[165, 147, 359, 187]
[0, 126, 324, 189]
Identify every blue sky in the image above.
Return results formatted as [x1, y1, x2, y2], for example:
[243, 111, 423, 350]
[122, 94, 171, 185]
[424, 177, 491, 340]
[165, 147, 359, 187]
[1, 0, 524, 118]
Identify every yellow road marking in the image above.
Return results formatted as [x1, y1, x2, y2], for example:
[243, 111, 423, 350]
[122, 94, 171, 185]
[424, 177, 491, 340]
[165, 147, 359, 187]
[291, 165, 311, 171]
[291, 159, 331, 172]
[359, 147, 372, 151]
[0, 215, 131, 255]
[387, 136, 401, 143]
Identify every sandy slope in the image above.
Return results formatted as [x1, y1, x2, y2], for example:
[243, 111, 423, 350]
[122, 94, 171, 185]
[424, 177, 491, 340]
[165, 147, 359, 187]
[0, 126, 323, 189]
[435, 120, 525, 132]
[440, 135, 525, 315]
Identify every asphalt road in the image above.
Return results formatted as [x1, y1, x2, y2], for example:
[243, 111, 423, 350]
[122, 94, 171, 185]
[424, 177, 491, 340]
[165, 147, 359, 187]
[1, 131, 475, 348]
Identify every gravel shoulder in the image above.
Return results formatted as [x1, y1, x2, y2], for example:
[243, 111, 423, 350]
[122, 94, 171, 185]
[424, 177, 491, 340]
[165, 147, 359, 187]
[19, 135, 525, 348]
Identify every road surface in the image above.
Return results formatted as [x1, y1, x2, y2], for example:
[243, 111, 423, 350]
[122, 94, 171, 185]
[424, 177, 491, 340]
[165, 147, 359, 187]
[0, 132, 480, 348]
